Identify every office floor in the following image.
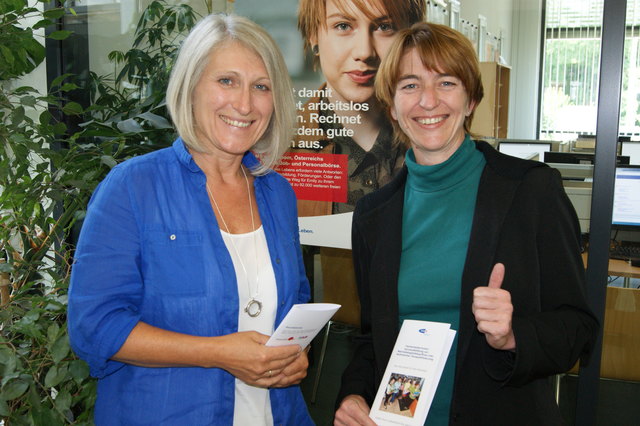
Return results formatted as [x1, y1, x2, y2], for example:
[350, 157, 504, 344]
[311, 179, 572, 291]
[300, 316, 640, 426]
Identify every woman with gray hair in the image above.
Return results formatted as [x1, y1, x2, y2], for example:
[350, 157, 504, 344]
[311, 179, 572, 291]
[68, 14, 313, 425]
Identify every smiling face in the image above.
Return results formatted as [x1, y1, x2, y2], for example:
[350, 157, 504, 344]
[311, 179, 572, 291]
[390, 48, 475, 166]
[191, 41, 274, 158]
[312, 0, 398, 103]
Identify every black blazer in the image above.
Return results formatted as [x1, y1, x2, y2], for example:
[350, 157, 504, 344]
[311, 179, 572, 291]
[338, 141, 598, 425]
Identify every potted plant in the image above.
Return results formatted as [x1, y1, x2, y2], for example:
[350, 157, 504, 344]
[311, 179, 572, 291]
[0, 1, 200, 422]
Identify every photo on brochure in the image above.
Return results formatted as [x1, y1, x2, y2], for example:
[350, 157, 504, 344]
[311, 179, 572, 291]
[379, 373, 426, 419]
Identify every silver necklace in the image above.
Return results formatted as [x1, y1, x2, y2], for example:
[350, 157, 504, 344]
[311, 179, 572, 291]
[207, 166, 262, 317]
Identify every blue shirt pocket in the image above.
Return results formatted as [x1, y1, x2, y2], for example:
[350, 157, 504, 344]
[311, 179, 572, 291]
[142, 230, 206, 296]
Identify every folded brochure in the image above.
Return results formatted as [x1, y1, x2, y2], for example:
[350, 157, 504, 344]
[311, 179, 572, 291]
[369, 320, 456, 426]
[266, 303, 340, 349]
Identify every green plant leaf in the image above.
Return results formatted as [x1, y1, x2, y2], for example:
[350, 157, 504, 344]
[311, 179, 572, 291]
[117, 118, 144, 133]
[138, 111, 172, 129]
[1, 378, 29, 400]
[26, 384, 42, 412]
[62, 101, 83, 115]
[69, 360, 90, 383]
[100, 155, 118, 168]
[53, 121, 67, 135]
[33, 18, 55, 30]
[48, 30, 72, 41]
[0, 347, 13, 365]
[20, 95, 37, 107]
[59, 82, 78, 92]
[50, 72, 74, 88]
[31, 404, 65, 426]
[0, 347, 18, 377]
[0, 45, 14, 65]
[108, 50, 125, 64]
[0, 0, 22, 15]
[44, 364, 68, 388]
[54, 388, 72, 415]
[43, 8, 66, 20]
[11, 105, 25, 124]
[0, 398, 9, 416]
[18, 309, 40, 325]
[39, 109, 53, 125]
[47, 323, 61, 342]
[51, 335, 70, 363]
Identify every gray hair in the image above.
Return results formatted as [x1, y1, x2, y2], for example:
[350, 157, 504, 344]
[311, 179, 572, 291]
[166, 14, 295, 175]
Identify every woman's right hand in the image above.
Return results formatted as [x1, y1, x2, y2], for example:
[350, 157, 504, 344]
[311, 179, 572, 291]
[112, 323, 305, 387]
[212, 330, 303, 388]
[334, 395, 376, 426]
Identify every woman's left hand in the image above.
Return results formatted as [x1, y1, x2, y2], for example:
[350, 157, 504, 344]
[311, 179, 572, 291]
[269, 346, 310, 387]
[472, 263, 516, 351]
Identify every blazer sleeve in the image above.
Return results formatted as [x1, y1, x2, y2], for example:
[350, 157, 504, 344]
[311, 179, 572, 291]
[504, 168, 599, 386]
[335, 206, 378, 406]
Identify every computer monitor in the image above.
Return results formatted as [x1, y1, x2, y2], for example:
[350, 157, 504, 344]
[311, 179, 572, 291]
[612, 166, 640, 230]
[498, 141, 552, 160]
[543, 151, 630, 165]
[621, 141, 640, 165]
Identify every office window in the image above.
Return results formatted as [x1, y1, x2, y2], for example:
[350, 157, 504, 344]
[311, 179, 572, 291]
[541, 0, 640, 139]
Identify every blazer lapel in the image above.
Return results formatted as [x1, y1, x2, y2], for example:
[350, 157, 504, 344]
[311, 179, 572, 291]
[456, 163, 520, 376]
[356, 169, 406, 372]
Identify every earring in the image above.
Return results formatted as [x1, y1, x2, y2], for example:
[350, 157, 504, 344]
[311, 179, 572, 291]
[312, 44, 319, 55]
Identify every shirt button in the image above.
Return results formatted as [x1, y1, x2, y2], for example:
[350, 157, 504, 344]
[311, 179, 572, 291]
[170, 234, 176, 241]
[365, 179, 374, 186]
[276, 258, 281, 264]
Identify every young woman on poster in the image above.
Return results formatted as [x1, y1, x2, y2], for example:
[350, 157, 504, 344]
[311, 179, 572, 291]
[294, 0, 426, 215]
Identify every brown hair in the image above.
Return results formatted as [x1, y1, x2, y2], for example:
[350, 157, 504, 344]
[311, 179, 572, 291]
[375, 22, 484, 146]
[297, 0, 426, 59]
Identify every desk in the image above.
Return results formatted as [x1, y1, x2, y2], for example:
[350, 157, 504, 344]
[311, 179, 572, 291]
[582, 253, 640, 287]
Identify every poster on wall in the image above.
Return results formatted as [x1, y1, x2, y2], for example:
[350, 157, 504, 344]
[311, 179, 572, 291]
[236, 0, 428, 248]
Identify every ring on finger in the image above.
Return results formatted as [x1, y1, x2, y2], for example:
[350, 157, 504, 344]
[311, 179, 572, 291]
[268, 370, 273, 378]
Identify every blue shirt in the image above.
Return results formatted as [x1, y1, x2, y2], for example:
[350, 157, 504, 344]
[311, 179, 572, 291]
[68, 139, 313, 425]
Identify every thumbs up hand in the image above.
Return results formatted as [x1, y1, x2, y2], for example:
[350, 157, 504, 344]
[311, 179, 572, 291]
[472, 263, 516, 351]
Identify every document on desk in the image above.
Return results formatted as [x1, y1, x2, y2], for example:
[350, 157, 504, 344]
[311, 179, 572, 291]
[369, 320, 456, 426]
[266, 303, 340, 349]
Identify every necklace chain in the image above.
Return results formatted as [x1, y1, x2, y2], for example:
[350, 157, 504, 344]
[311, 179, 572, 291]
[206, 166, 262, 317]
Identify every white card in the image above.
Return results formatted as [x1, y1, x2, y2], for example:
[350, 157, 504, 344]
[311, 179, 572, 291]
[266, 303, 340, 349]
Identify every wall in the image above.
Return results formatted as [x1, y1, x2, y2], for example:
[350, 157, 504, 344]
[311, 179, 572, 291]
[509, 0, 544, 138]
[460, 0, 543, 139]
[460, 0, 514, 65]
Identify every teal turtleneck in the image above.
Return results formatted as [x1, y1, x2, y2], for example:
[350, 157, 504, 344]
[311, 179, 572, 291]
[398, 135, 485, 425]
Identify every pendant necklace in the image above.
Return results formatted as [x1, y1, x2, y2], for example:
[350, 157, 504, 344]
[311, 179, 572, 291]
[207, 166, 262, 317]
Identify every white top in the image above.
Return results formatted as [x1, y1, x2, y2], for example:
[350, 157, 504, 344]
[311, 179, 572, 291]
[221, 226, 276, 426]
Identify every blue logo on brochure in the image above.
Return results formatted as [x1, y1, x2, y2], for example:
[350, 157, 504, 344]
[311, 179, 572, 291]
[418, 328, 428, 335]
